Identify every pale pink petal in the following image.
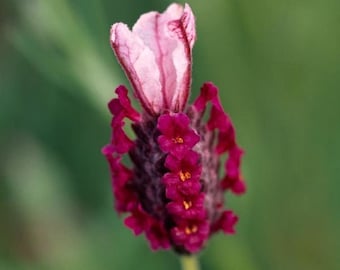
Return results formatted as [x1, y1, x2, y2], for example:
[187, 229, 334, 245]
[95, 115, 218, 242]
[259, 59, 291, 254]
[110, 23, 163, 114]
[182, 4, 196, 49]
[132, 7, 179, 111]
[168, 3, 196, 111]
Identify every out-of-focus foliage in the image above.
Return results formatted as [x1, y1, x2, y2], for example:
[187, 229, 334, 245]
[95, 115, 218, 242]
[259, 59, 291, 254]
[1, 0, 339, 269]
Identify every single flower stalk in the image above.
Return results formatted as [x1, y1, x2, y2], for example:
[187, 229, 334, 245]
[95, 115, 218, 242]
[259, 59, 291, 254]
[102, 3, 246, 254]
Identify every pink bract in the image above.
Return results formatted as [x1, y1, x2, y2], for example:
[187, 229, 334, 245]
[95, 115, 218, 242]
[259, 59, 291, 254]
[111, 3, 195, 115]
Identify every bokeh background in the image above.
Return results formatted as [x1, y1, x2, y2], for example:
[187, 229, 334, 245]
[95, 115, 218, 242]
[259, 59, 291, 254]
[1, 0, 339, 269]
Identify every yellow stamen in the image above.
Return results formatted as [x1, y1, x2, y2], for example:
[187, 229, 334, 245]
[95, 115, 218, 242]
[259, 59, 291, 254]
[183, 200, 192, 210]
[185, 225, 198, 235]
[179, 170, 191, 181]
[173, 136, 184, 144]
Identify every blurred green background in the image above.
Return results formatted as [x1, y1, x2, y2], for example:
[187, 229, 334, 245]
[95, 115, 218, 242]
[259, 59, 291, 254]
[1, 0, 339, 269]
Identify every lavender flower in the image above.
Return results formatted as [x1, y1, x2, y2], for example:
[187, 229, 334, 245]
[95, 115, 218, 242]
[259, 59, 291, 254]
[102, 3, 245, 254]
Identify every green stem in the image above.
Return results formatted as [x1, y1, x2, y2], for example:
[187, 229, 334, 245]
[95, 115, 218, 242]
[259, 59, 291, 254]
[180, 256, 200, 270]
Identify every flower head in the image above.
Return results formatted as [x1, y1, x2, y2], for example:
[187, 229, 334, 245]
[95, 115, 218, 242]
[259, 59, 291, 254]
[103, 3, 246, 254]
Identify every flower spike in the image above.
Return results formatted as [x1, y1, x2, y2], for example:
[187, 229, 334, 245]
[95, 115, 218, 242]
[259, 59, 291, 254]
[103, 3, 246, 254]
